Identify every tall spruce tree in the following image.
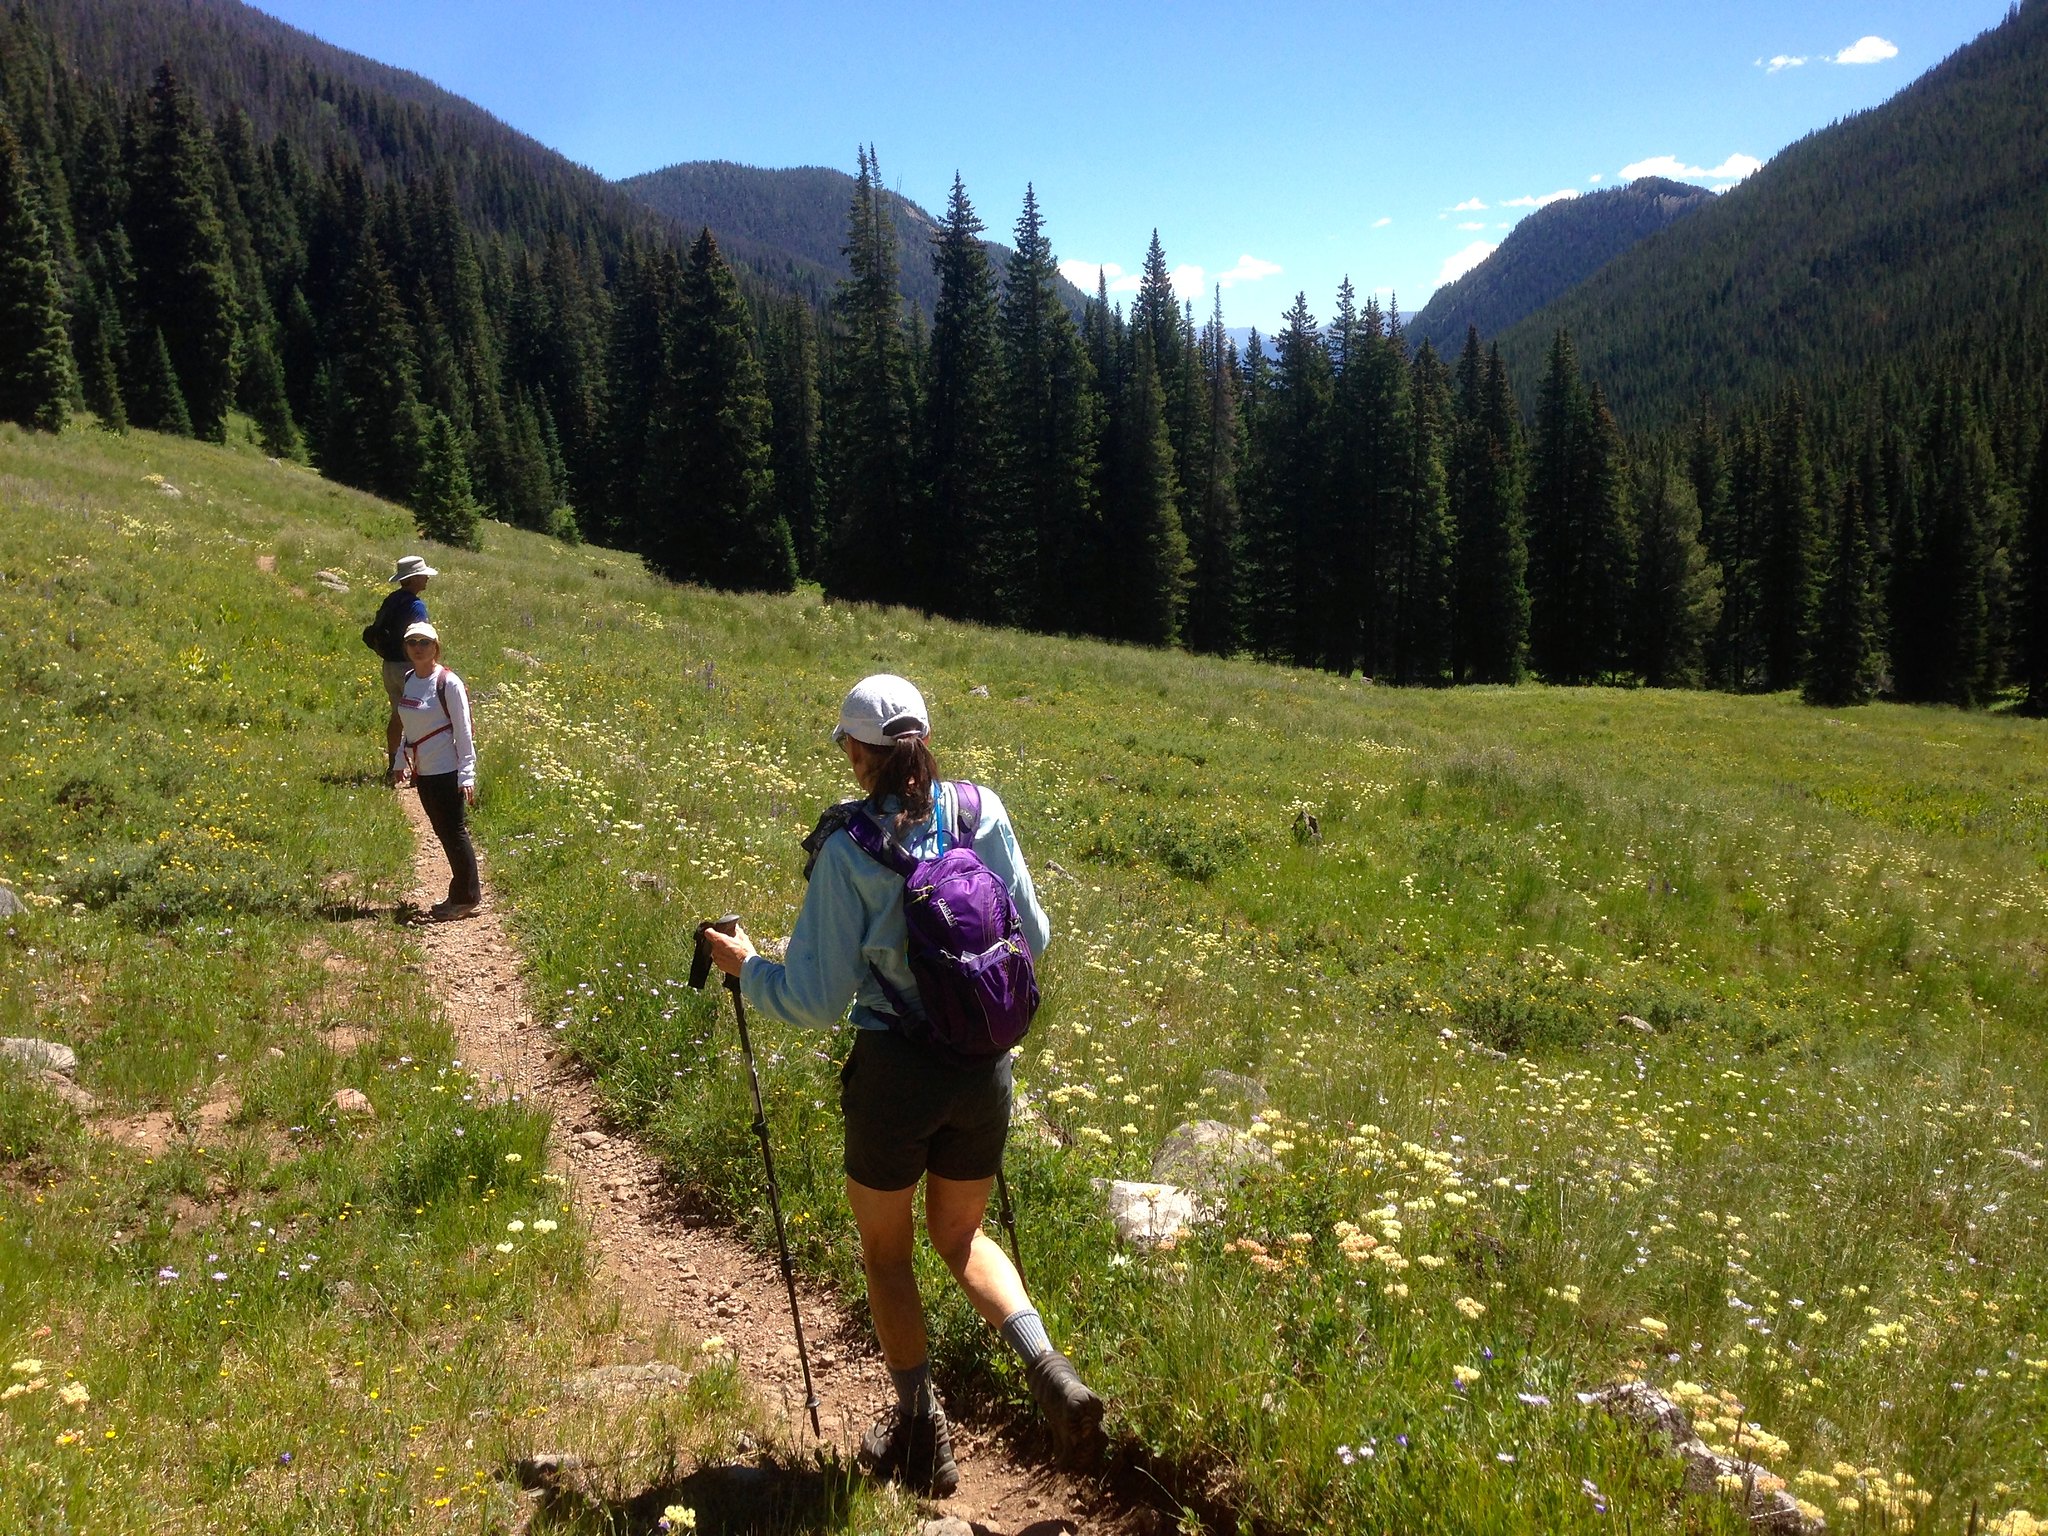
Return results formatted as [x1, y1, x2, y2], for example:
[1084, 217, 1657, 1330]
[1629, 454, 1721, 688]
[924, 175, 1005, 620]
[1894, 378, 1998, 704]
[1184, 288, 1243, 655]
[994, 184, 1099, 632]
[1394, 342, 1456, 685]
[1243, 293, 1330, 663]
[1803, 470, 1883, 706]
[1528, 331, 1632, 682]
[414, 408, 483, 549]
[1449, 334, 1530, 682]
[130, 325, 192, 436]
[0, 107, 75, 431]
[824, 148, 919, 605]
[2021, 415, 2048, 715]
[761, 298, 823, 578]
[125, 66, 239, 439]
[319, 227, 425, 503]
[1759, 387, 1820, 689]
[1104, 326, 1189, 645]
[640, 229, 796, 592]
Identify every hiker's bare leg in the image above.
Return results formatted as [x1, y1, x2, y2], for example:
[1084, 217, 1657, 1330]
[926, 1173, 1029, 1326]
[846, 1177, 928, 1368]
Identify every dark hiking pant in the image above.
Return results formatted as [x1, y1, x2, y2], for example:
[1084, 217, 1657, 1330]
[415, 772, 481, 905]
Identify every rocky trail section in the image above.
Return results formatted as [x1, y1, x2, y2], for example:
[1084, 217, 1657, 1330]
[397, 790, 1135, 1534]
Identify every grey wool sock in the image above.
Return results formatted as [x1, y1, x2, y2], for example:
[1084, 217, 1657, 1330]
[999, 1307, 1054, 1365]
[890, 1360, 938, 1417]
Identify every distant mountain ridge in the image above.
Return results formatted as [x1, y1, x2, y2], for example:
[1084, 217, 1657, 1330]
[1409, 177, 1714, 357]
[1492, 0, 2048, 426]
[618, 160, 1089, 316]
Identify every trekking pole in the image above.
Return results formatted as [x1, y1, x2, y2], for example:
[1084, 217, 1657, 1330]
[692, 916, 822, 1438]
[991, 1161, 1025, 1291]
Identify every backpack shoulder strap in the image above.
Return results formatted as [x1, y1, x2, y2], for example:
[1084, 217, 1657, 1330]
[802, 799, 911, 881]
[948, 781, 982, 848]
[840, 803, 917, 879]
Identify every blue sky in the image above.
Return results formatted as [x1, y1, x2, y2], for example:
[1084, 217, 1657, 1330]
[257, 0, 2010, 331]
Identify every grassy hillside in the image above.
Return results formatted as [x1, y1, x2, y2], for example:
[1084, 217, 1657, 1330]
[6, 423, 2048, 1532]
[1409, 178, 1712, 358]
[0, 423, 901, 1534]
[1494, 1, 2048, 429]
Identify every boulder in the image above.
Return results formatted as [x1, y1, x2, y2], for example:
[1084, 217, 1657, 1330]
[919, 1520, 975, 1536]
[0, 886, 25, 918]
[1585, 1383, 1823, 1535]
[1105, 1180, 1199, 1248]
[1, 1038, 77, 1077]
[329, 1087, 374, 1117]
[1150, 1119, 1278, 1193]
[36, 1070, 95, 1114]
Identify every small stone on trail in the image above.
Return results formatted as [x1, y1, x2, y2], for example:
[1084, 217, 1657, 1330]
[329, 1087, 374, 1117]
[1, 1038, 78, 1077]
[919, 1519, 975, 1536]
[0, 886, 25, 918]
[576, 1130, 609, 1149]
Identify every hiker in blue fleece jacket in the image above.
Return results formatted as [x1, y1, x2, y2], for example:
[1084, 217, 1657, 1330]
[703, 673, 1101, 1495]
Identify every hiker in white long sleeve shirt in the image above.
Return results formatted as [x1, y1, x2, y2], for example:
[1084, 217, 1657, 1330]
[394, 621, 480, 919]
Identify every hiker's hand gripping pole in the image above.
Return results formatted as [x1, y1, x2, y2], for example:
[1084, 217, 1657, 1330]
[691, 916, 822, 1438]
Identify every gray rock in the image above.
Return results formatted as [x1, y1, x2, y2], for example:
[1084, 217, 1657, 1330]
[0, 886, 25, 917]
[0, 1038, 78, 1077]
[314, 569, 350, 593]
[920, 1520, 975, 1536]
[1587, 1383, 1823, 1534]
[329, 1087, 374, 1117]
[1009, 1090, 1066, 1148]
[512, 1452, 585, 1487]
[1621, 1014, 1655, 1034]
[564, 1361, 689, 1400]
[576, 1129, 610, 1149]
[1150, 1118, 1278, 1193]
[36, 1070, 95, 1114]
[1201, 1069, 1268, 1110]
[967, 685, 990, 698]
[2002, 1148, 2045, 1172]
[1105, 1179, 1200, 1248]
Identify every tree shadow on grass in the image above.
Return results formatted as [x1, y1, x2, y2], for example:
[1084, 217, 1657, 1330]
[526, 1460, 861, 1536]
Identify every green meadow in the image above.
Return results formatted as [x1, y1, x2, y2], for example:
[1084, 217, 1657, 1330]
[5, 420, 2048, 1533]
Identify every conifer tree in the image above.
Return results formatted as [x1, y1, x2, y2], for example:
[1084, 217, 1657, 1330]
[1184, 288, 1243, 656]
[1104, 326, 1189, 644]
[1529, 332, 1632, 681]
[414, 408, 483, 549]
[240, 324, 298, 456]
[126, 66, 239, 439]
[319, 227, 425, 502]
[1241, 302, 1331, 662]
[600, 246, 677, 550]
[2021, 415, 2048, 715]
[130, 325, 192, 436]
[1895, 379, 1997, 704]
[641, 229, 796, 592]
[824, 148, 919, 606]
[1629, 454, 1721, 687]
[1394, 342, 1455, 684]
[0, 107, 76, 431]
[761, 298, 823, 578]
[994, 183, 1099, 632]
[73, 274, 127, 429]
[1449, 334, 1529, 682]
[500, 387, 563, 531]
[1759, 387, 1820, 689]
[1803, 471, 1883, 706]
[924, 174, 1004, 619]
[1132, 230, 1191, 526]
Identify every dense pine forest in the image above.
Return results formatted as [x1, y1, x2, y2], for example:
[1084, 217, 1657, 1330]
[0, 0, 2043, 712]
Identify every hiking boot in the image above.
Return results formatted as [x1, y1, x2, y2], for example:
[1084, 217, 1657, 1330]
[429, 899, 478, 922]
[1026, 1349, 1105, 1467]
[860, 1405, 959, 1497]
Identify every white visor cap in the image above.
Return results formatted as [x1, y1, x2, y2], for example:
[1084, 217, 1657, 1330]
[832, 673, 930, 747]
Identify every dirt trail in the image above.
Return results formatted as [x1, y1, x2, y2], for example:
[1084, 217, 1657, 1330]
[397, 790, 1135, 1535]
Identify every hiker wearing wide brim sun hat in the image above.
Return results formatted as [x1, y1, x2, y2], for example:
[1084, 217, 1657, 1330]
[395, 621, 480, 920]
[367, 556, 440, 782]
[701, 673, 1104, 1495]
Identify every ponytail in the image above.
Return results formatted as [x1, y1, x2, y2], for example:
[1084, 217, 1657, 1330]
[857, 735, 939, 833]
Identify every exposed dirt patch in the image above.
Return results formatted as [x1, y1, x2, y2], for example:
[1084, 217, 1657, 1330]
[397, 790, 1140, 1534]
[256, 553, 277, 574]
[317, 1025, 372, 1054]
[97, 1110, 176, 1156]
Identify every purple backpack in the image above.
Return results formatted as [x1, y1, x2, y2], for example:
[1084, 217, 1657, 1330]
[839, 783, 1040, 1063]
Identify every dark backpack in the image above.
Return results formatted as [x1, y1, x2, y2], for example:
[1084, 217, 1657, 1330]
[817, 783, 1039, 1063]
[361, 591, 414, 662]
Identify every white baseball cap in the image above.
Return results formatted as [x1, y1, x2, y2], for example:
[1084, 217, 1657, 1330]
[832, 674, 929, 747]
[402, 621, 440, 645]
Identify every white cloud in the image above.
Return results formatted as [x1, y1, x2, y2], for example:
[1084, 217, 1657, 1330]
[1437, 241, 1497, 287]
[1620, 152, 1763, 184]
[1059, 259, 1123, 291]
[1501, 188, 1580, 208]
[1108, 273, 1141, 294]
[1588, 174, 1604, 184]
[1372, 216, 1393, 228]
[1449, 197, 1488, 212]
[1214, 253, 1284, 289]
[1766, 54, 1807, 72]
[1832, 34, 1898, 65]
[1458, 221, 1487, 231]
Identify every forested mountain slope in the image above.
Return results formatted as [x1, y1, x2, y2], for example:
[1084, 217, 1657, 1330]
[618, 159, 1088, 315]
[1410, 177, 1712, 357]
[1494, 0, 2048, 429]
